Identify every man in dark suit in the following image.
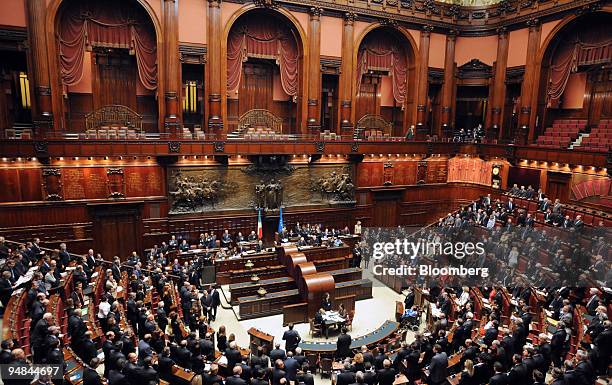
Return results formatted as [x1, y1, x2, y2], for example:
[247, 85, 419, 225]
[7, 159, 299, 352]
[283, 352, 299, 383]
[573, 350, 596, 385]
[199, 333, 215, 362]
[489, 362, 509, 385]
[484, 320, 499, 346]
[108, 359, 129, 385]
[336, 328, 353, 359]
[270, 360, 287, 385]
[83, 358, 104, 385]
[269, 342, 286, 362]
[210, 285, 221, 321]
[296, 366, 315, 385]
[202, 363, 224, 385]
[226, 366, 247, 385]
[0, 271, 13, 311]
[30, 313, 52, 363]
[573, 215, 584, 232]
[585, 288, 601, 315]
[135, 356, 158, 384]
[156, 347, 175, 382]
[428, 344, 448, 385]
[507, 354, 528, 384]
[539, 198, 550, 212]
[550, 323, 567, 368]
[221, 230, 233, 248]
[336, 362, 356, 385]
[282, 323, 301, 353]
[376, 359, 396, 385]
[225, 341, 243, 373]
[0, 339, 14, 365]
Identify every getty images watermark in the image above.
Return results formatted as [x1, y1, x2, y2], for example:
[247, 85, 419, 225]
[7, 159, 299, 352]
[370, 238, 489, 278]
[359, 226, 610, 288]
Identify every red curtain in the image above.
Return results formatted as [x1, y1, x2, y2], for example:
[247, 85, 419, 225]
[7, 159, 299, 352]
[227, 15, 299, 97]
[547, 23, 611, 102]
[58, 0, 157, 90]
[356, 31, 408, 104]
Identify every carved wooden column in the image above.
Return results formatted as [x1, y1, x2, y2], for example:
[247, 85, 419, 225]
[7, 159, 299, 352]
[25, 0, 53, 131]
[307, 7, 322, 132]
[164, 0, 181, 131]
[491, 27, 509, 139]
[520, 19, 541, 144]
[207, 0, 223, 131]
[416, 25, 433, 131]
[339, 12, 355, 133]
[439, 30, 457, 137]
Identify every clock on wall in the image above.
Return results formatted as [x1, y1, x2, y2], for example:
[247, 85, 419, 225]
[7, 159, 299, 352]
[492, 164, 502, 189]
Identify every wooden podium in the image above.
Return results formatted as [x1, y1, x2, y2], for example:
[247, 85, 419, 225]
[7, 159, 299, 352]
[247, 327, 274, 355]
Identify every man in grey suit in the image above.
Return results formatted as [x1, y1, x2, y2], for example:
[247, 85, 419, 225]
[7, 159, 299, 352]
[428, 344, 448, 385]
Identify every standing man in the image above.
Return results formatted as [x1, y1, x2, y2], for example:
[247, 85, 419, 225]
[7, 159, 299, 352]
[282, 323, 301, 353]
[428, 344, 448, 385]
[210, 285, 221, 322]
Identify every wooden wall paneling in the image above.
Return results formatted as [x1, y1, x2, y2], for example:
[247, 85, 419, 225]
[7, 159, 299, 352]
[61, 167, 107, 200]
[0, 168, 21, 202]
[18, 167, 42, 201]
[137, 95, 159, 132]
[124, 166, 165, 197]
[66, 93, 93, 132]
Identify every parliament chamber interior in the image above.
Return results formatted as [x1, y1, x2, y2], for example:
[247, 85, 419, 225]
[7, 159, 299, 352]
[0, 0, 611, 384]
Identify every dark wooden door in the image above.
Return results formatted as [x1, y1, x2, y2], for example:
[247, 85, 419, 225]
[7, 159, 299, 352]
[93, 50, 137, 110]
[321, 74, 339, 131]
[91, 203, 142, 260]
[239, 61, 273, 116]
[356, 75, 380, 121]
[373, 199, 398, 227]
[588, 68, 612, 124]
[546, 172, 571, 203]
[455, 86, 488, 131]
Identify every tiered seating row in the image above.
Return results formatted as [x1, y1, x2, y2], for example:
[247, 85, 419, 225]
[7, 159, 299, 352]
[577, 119, 612, 152]
[534, 119, 586, 148]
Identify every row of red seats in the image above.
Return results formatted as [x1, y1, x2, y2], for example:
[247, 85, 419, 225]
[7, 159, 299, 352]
[536, 136, 573, 146]
[500, 194, 612, 227]
[576, 122, 612, 151]
[553, 119, 588, 125]
[533, 118, 588, 149]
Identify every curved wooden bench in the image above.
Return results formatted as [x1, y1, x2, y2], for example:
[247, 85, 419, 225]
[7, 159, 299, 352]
[239, 109, 283, 134]
[85, 104, 143, 131]
[355, 114, 393, 139]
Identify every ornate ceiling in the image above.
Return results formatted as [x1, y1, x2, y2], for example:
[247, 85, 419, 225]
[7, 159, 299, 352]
[437, 0, 504, 6]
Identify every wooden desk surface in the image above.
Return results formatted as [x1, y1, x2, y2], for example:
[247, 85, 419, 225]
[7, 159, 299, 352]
[172, 365, 195, 382]
[393, 374, 408, 385]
